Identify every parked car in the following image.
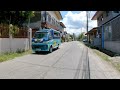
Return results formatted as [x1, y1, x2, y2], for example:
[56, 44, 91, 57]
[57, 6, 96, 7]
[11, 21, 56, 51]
[83, 39, 87, 42]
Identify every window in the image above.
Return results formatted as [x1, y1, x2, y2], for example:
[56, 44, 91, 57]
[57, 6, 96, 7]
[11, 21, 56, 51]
[97, 17, 99, 21]
[56, 21, 57, 26]
[52, 18, 55, 25]
[58, 22, 60, 27]
[108, 25, 112, 41]
[52, 18, 53, 24]
[100, 15, 103, 21]
[104, 23, 112, 41]
[49, 32, 52, 40]
[54, 32, 60, 39]
[42, 16, 45, 22]
[53, 18, 55, 25]
[56, 21, 58, 27]
[54, 20, 56, 25]
[114, 11, 119, 13]
[34, 32, 48, 39]
[48, 15, 51, 22]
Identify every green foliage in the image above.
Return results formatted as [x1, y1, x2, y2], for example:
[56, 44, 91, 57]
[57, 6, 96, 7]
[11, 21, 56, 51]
[69, 34, 73, 40]
[0, 50, 31, 62]
[94, 49, 110, 61]
[9, 24, 19, 37]
[16, 48, 25, 53]
[77, 32, 86, 41]
[24, 11, 35, 22]
[30, 12, 41, 23]
[0, 11, 35, 26]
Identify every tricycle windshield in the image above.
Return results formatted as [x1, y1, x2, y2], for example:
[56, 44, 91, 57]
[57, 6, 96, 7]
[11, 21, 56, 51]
[34, 32, 48, 39]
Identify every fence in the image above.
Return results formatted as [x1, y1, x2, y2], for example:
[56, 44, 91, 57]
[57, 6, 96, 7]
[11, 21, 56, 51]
[14, 27, 28, 38]
[0, 24, 9, 38]
[32, 29, 38, 38]
[0, 24, 32, 53]
[0, 24, 28, 38]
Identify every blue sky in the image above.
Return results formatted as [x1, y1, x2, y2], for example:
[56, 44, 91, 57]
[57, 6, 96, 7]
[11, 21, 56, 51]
[60, 11, 97, 35]
[60, 11, 80, 18]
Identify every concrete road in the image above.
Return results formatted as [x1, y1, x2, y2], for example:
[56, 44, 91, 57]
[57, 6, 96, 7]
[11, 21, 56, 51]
[0, 41, 120, 79]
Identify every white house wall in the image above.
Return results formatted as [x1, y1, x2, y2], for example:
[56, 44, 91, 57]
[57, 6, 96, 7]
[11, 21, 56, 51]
[46, 11, 60, 21]
[104, 41, 120, 54]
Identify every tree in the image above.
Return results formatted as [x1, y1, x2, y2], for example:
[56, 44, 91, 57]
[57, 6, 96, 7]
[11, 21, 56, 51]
[9, 24, 19, 37]
[0, 11, 35, 38]
[77, 32, 86, 41]
[0, 11, 35, 26]
[69, 34, 74, 40]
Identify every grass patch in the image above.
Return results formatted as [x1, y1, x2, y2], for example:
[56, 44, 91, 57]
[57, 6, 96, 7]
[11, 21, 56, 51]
[92, 49, 120, 72]
[111, 62, 120, 72]
[93, 49, 110, 61]
[0, 50, 32, 62]
[82, 42, 120, 72]
[82, 42, 110, 61]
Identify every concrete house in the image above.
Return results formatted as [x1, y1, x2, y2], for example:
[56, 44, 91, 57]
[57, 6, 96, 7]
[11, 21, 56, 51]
[85, 27, 101, 47]
[59, 22, 66, 40]
[92, 11, 120, 54]
[41, 11, 63, 30]
[28, 11, 64, 37]
[28, 11, 63, 30]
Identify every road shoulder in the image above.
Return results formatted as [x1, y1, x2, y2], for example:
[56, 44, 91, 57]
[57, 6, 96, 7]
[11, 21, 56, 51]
[88, 47, 120, 79]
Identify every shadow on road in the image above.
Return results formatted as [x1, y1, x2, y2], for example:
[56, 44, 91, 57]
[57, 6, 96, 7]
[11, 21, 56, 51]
[32, 48, 58, 55]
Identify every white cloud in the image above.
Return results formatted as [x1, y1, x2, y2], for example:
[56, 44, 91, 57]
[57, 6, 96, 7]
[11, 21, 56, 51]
[61, 11, 97, 35]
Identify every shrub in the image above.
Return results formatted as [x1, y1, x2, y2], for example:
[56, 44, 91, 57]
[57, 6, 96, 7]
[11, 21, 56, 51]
[16, 48, 25, 53]
[9, 24, 19, 37]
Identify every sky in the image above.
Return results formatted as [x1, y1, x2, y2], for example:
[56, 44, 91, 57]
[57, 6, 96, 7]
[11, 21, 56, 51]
[60, 11, 97, 36]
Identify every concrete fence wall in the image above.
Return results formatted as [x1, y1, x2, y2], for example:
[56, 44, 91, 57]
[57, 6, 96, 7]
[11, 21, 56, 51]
[104, 41, 120, 54]
[0, 38, 30, 53]
[0, 28, 32, 54]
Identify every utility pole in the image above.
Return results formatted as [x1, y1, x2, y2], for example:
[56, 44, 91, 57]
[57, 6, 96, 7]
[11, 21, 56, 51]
[73, 33, 76, 41]
[86, 11, 89, 43]
[27, 13, 31, 50]
[45, 11, 46, 23]
[44, 11, 47, 28]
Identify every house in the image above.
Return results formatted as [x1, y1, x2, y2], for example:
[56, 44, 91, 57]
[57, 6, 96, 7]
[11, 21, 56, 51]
[60, 22, 66, 36]
[29, 11, 62, 30]
[27, 11, 63, 37]
[59, 22, 66, 41]
[92, 11, 120, 54]
[65, 33, 72, 42]
[85, 27, 101, 47]
[41, 11, 63, 30]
